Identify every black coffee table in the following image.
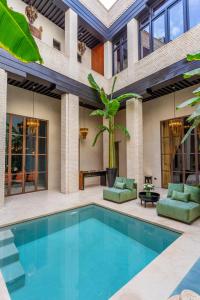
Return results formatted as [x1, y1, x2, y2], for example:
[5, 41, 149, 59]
[139, 192, 160, 208]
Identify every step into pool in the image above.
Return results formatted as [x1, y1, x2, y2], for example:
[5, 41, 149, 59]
[6, 205, 180, 300]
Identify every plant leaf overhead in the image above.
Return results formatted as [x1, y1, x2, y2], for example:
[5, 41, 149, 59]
[176, 97, 200, 109]
[0, 0, 43, 63]
[187, 51, 200, 61]
[183, 68, 200, 79]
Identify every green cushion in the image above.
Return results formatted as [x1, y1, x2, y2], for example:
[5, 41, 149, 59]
[171, 191, 190, 202]
[115, 182, 126, 189]
[125, 178, 135, 190]
[167, 183, 184, 197]
[114, 177, 125, 188]
[184, 184, 200, 204]
[157, 198, 200, 224]
[103, 187, 137, 203]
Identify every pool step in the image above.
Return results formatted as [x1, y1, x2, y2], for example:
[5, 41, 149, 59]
[0, 230, 14, 247]
[1, 261, 25, 292]
[0, 243, 19, 268]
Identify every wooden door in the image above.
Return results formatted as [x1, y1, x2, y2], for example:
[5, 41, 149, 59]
[91, 43, 104, 75]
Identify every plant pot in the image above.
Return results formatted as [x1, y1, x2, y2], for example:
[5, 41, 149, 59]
[106, 168, 117, 187]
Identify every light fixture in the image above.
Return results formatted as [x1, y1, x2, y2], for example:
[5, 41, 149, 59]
[27, 87, 39, 134]
[78, 41, 86, 56]
[25, 2, 38, 24]
[80, 128, 89, 139]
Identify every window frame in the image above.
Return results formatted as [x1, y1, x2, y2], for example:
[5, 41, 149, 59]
[112, 28, 128, 75]
[138, 0, 196, 59]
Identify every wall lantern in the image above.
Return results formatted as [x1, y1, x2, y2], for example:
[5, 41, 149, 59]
[25, 3, 38, 24]
[78, 41, 86, 56]
[80, 128, 89, 139]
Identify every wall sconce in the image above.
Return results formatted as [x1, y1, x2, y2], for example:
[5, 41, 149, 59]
[25, 3, 38, 24]
[80, 128, 88, 139]
[78, 41, 86, 56]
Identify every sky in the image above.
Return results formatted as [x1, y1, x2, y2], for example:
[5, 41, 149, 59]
[98, 0, 118, 9]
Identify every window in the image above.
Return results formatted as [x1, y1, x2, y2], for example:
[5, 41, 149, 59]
[161, 117, 200, 188]
[169, 1, 184, 41]
[139, 0, 200, 59]
[188, 0, 200, 28]
[53, 39, 61, 51]
[5, 114, 48, 196]
[112, 29, 128, 75]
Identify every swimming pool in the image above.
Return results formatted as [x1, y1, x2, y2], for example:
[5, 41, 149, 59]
[7, 205, 180, 300]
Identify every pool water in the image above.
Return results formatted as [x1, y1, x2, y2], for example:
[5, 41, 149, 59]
[10, 205, 180, 300]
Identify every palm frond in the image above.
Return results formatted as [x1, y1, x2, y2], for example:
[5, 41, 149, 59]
[115, 124, 130, 138]
[88, 73, 101, 93]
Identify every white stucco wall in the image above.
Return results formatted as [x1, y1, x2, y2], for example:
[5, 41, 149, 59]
[115, 109, 127, 177]
[143, 85, 198, 188]
[79, 107, 103, 186]
[7, 85, 61, 191]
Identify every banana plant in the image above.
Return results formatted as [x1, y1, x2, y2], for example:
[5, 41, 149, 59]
[177, 51, 200, 143]
[88, 73, 142, 169]
[0, 0, 43, 63]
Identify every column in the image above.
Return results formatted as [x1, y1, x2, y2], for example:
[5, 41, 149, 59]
[126, 98, 143, 192]
[64, 9, 78, 60]
[104, 41, 113, 79]
[61, 93, 79, 193]
[103, 118, 109, 170]
[127, 18, 139, 69]
[0, 69, 7, 207]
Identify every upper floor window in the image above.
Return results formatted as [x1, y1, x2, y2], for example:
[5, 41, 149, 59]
[112, 29, 128, 75]
[139, 0, 200, 59]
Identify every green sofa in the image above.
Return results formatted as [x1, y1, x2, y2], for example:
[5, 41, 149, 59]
[103, 177, 137, 203]
[157, 183, 200, 224]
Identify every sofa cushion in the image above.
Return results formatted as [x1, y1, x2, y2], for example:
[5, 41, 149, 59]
[172, 191, 190, 202]
[114, 177, 125, 188]
[103, 187, 137, 203]
[115, 182, 126, 189]
[167, 183, 184, 197]
[184, 184, 200, 204]
[125, 178, 135, 190]
[157, 198, 200, 223]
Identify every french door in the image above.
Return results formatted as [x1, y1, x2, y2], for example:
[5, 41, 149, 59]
[161, 117, 200, 188]
[5, 114, 48, 196]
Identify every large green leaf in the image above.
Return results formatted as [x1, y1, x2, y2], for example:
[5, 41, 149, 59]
[176, 97, 200, 109]
[193, 87, 200, 96]
[107, 100, 120, 116]
[111, 76, 117, 100]
[115, 124, 130, 138]
[90, 109, 106, 117]
[92, 127, 107, 146]
[182, 125, 196, 143]
[183, 68, 200, 79]
[187, 51, 200, 61]
[0, 0, 43, 63]
[100, 88, 109, 106]
[88, 73, 101, 93]
[114, 93, 142, 102]
[187, 105, 200, 122]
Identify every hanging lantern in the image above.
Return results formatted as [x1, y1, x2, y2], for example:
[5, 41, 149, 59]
[27, 118, 39, 134]
[169, 119, 182, 136]
[80, 128, 89, 139]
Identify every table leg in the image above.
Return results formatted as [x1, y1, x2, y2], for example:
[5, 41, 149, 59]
[100, 174, 106, 186]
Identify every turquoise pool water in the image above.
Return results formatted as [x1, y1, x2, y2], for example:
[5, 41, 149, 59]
[10, 205, 180, 300]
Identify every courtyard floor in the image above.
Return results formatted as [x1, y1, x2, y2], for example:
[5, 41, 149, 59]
[0, 186, 200, 300]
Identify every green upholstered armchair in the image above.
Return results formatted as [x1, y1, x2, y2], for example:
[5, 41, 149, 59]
[157, 183, 200, 224]
[103, 177, 137, 203]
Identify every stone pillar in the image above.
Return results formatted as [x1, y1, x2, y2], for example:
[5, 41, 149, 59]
[0, 69, 7, 207]
[64, 9, 78, 60]
[103, 118, 109, 169]
[104, 41, 113, 79]
[126, 99, 143, 192]
[61, 93, 79, 193]
[127, 18, 139, 69]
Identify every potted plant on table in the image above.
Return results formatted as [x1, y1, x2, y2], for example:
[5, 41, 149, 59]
[88, 73, 142, 187]
[143, 183, 154, 198]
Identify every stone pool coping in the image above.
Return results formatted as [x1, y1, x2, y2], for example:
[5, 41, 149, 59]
[0, 187, 199, 300]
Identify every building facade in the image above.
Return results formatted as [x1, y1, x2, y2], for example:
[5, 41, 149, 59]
[0, 0, 200, 206]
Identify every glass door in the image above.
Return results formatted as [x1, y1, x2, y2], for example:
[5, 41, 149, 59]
[5, 114, 48, 196]
[161, 117, 200, 188]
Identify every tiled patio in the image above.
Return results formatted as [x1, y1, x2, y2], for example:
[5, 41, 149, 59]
[0, 187, 200, 300]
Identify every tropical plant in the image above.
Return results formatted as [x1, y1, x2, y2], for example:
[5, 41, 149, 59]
[177, 51, 200, 142]
[0, 0, 43, 63]
[88, 73, 142, 169]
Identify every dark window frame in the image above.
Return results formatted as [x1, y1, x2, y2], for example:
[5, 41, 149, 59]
[139, 0, 198, 59]
[112, 28, 128, 75]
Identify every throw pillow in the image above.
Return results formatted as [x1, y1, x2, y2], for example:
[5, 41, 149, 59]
[171, 191, 190, 202]
[167, 183, 184, 198]
[115, 182, 126, 189]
